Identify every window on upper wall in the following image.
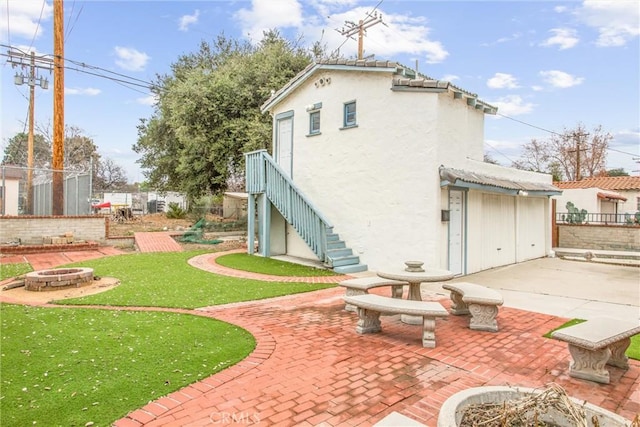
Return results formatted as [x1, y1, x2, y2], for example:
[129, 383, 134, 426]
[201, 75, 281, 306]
[309, 111, 320, 135]
[306, 102, 322, 136]
[343, 101, 357, 128]
[636, 196, 640, 211]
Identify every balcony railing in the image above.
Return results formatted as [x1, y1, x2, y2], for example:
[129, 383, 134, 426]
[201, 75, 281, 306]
[556, 212, 640, 225]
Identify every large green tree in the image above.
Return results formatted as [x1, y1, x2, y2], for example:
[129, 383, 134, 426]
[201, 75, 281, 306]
[1, 132, 51, 168]
[134, 30, 314, 200]
[512, 123, 612, 181]
[2, 124, 128, 191]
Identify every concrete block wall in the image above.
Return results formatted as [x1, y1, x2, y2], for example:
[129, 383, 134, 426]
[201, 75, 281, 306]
[0, 216, 107, 245]
[558, 224, 640, 251]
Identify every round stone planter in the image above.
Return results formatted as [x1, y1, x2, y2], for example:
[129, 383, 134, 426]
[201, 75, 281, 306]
[437, 386, 631, 427]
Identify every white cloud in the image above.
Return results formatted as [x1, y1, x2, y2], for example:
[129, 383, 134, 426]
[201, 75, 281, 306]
[541, 28, 579, 50]
[235, 1, 448, 63]
[441, 74, 459, 82]
[554, 6, 568, 13]
[65, 87, 101, 96]
[0, 1, 53, 41]
[488, 95, 535, 116]
[487, 73, 520, 89]
[576, 0, 640, 47]
[539, 70, 584, 88]
[178, 10, 200, 32]
[235, 0, 303, 42]
[136, 95, 157, 106]
[114, 46, 150, 72]
[481, 32, 522, 47]
[531, 85, 544, 92]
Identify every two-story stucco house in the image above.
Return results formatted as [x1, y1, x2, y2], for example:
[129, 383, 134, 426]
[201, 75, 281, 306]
[245, 59, 561, 275]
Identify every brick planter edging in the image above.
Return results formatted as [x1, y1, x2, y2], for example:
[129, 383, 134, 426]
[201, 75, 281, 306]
[0, 242, 100, 255]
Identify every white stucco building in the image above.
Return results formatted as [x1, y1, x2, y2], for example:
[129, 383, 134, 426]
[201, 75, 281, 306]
[554, 176, 640, 217]
[246, 59, 560, 275]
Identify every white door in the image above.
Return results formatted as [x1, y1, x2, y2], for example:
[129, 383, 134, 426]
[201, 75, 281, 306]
[481, 194, 516, 270]
[448, 190, 464, 275]
[275, 115, 293, 178]
[517, 197, 546, 261]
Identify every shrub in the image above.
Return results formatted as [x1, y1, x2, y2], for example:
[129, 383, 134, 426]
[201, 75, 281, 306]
[166, 202, 186, 219]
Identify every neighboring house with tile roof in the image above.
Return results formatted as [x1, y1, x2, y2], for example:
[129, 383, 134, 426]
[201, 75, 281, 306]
[246, 59, 561, 275]
[554, 176, 640, 219]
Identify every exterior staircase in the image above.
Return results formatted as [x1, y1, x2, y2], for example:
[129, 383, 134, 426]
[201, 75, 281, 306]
[245, 149, 367, 273]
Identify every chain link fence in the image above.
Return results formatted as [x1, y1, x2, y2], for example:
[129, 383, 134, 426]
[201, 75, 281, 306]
[1, 165, 92, 216]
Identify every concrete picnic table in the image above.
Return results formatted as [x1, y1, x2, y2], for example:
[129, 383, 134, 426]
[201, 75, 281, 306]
[377, 261, 454, 325]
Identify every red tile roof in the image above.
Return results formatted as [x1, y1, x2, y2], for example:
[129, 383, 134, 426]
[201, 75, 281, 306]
[554, 176, 640, 190]
[597, 192, 627, 201]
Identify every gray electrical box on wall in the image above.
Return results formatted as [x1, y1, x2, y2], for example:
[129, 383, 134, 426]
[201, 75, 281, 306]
[441, 210, 450, 222]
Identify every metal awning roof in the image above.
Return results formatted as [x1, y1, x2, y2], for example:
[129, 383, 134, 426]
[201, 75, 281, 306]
[439, 166, 562, 196]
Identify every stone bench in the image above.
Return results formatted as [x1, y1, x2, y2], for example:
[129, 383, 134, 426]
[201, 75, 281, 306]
[551, 317, 640, 384]
[339, 277, 406, 312]
[343, 294, 449, 348]
[442, 282, 503, 332]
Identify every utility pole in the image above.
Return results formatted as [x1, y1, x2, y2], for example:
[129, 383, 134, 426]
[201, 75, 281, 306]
[339, 11, 384, 59]
[568, 132, 589, 181]
[8, 50, 51, 215]
[52, 0, 65, 215]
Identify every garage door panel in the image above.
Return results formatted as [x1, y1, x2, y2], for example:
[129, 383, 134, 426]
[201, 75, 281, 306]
[517, 198, 546, 261]
[481, 194, 516, 270]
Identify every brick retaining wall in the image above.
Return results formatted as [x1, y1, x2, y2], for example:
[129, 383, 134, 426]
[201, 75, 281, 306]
[558, 224, 640, 251]
[0, 216, 107, 245]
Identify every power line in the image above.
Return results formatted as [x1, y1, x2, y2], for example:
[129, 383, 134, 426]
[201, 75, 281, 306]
[484, 141, 516, 164]
[495, 113, 563, 136]
[26, 0, 48, 56]
[4, 0, 10, 48]
[608, 147, 639, 157]
[0, 44, 155, 92]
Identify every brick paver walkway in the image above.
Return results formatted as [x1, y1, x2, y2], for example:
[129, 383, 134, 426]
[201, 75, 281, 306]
[2, 243, 638, 426]
[135, 232, 183, 252]
[112, 285, 639, 426]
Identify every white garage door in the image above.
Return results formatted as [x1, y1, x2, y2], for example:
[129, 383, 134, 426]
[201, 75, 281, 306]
[517, 197, 546, 262]
[481, 193, 516, 270]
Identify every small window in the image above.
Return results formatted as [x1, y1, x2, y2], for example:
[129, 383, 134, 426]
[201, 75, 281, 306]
[343, 101, 357, 127]
[637, 197, 640, 211]
[309, 111, 320, 135]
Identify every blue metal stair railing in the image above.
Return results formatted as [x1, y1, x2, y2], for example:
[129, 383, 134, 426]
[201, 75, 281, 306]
[245, 149, 331, 262]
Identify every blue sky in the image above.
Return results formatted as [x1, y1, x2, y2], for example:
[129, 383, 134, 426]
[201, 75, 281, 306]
[1, 0, 639, 183]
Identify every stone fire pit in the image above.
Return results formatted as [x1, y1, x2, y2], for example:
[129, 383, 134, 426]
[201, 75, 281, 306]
[437, 385, 631, 427]
[25, 268, 94, 291]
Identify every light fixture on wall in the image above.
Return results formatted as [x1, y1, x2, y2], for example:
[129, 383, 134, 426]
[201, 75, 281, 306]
[518, 190, 529, 196]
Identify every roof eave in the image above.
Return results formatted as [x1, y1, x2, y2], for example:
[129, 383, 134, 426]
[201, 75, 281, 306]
[260, 63, 398, 114]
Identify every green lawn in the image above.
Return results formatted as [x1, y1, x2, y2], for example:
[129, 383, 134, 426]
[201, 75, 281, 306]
[544, 319, 639, 360]
[0, 262, 33, 280]
[1, 250, 337, 426]
[56, 251, 337, 308]
[215, 252, 340, 276]
[1, 304, 254, 426]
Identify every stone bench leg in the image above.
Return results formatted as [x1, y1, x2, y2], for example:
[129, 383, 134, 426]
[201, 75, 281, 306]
[568, 344, 611, 384]
[448, 291, 469, 315]
[344, 288, 367, 312]
[422, 317, 437, 348]
[391, 285, 404, 299]
[608, 338, 631, 369]
[355, 308, 382, 334]
[468, 304, 499, 332]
